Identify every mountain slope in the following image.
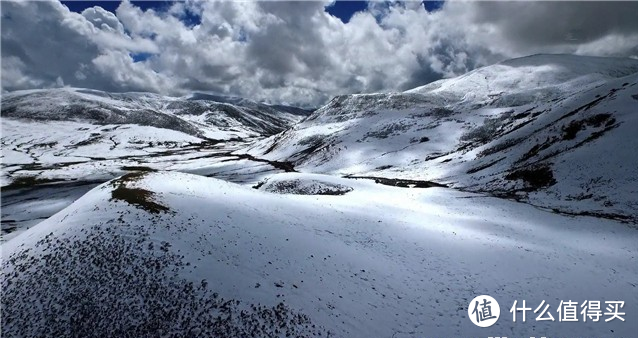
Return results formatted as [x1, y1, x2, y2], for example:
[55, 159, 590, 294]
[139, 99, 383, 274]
[242, 54, 638, 221]
[1, 87, 308, 139]
[3, 171, 636, 337]
[0, 87, 309, 186]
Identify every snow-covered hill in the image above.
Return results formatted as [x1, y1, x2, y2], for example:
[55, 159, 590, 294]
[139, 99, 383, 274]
[243, 54, 638, 221]
[1, 87, 309, 186]
[1, 88, 309, 138]
[1, 88, 312, 237]
[3, 171, 636, 337]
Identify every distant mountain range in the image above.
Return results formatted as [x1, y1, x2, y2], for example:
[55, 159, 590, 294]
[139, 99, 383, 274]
[1, 88, 311, 139]
[0, 87, 311, 192]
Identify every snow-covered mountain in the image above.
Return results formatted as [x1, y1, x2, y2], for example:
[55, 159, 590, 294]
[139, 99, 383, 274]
[1, 87, 309, 138]
[1, 87, 309, 185]
[243, 54, 638, 221]
[3, 171, 636, 337]
[1, 88, 311, 236]
[2, 55, 638, 338]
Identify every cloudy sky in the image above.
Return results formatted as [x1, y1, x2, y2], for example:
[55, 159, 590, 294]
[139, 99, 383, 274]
[2, 0, 638, 107]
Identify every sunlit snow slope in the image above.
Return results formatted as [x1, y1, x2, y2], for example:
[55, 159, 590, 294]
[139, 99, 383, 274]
[2, 171, 636, 337]
[244, 54, 638, 221]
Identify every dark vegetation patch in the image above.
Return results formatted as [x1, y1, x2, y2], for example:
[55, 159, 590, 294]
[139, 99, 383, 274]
[477, 138, 524, 157]
[509, 89, 622, 165]
[3, 161, 88, 174]
[561, 121, 582, 140]
[549, 209, 636, 225]
[288, 134, 332, 162]
[505, 165, 556, 190]
[375, 165, 393, 170]
[252, 180, 267, 189]
[519, 113, 618, 164]
[2, 220, 329, 337]
[425, 152, 448, 161]
[458, 187, 637, 225]
[261, 179, 353, 195]
[565, 193, 594, 201]
[409, 108, 456, 119]
[511, 106, 537, 120]
[562, 113, 614, 140]
[580, 125, 616, 144]
[554, 87, 620, 124]
[344, 175, 447, 188]
[32, 141, 58, 148]
[74, 136, 102, 147]
[109, 172, 169, 214]
[3, 176, 66, 190]
[460, 115, 508, 144]
[1, 219, 17, 234]
[227, 154, 297, 173]
[520, 139, 555, 162]
[512, 111, 530, 119]
[362, 121, 412, 140]
[464, 109, 540, 153]
[410, 136, 430, 143]
[466, 157, 505, 174]
[262, 133, 289, 155]
[296, 134, 325, 147]
[585, 113, 615, 127]
[120, 166, 157, 172]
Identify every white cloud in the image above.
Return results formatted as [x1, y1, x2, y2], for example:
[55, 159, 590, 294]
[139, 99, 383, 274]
[2, 0, 638, 106]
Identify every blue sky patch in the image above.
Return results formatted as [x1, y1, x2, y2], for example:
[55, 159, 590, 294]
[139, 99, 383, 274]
[324, 1, 368, 23]
[423, 0, 444, 12]
[62, 1, 174, 15]
[59, 1, 444, 28]
[130, 52, 154, 63]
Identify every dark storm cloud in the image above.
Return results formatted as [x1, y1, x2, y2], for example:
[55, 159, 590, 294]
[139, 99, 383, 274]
[246, 1, 331, 77]
[399, 54, 448, 91]
[470, 1, 638, 48]
[1, 1, 101, 87]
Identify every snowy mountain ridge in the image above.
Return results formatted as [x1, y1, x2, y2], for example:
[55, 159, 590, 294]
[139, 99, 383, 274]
[0, 87, 310, 187]
[408, 54, 638, 99]
[1, 87, 309, 138]
[243, 54, 638, 221]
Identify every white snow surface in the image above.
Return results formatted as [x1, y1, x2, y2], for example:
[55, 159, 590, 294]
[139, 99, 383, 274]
[2, 171, 637, 337]
[407, 54, 638, 101]
[2, 55, 638, 337]
[244, 54, 638, 221]
[1, 87, 308, 237]
[1, 87, 305, 138]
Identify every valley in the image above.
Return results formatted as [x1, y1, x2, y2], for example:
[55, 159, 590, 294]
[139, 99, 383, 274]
[2, 54, 638, 337]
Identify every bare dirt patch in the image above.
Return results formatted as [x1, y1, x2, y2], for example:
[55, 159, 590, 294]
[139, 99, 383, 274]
[110, 172, 169, 214]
